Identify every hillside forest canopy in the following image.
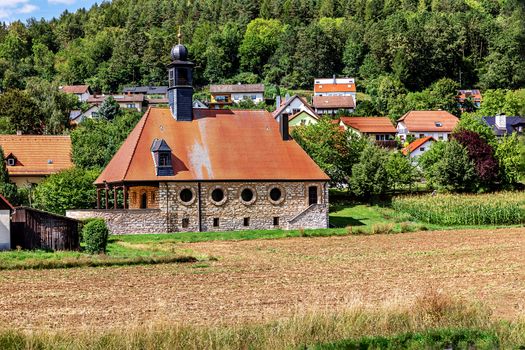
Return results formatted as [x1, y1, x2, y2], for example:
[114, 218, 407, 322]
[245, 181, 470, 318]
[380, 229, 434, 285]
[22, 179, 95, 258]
[0, 0, 524, 105]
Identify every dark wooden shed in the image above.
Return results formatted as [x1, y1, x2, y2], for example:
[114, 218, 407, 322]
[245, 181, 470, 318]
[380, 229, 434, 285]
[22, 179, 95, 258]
[11, 207, 81, 251]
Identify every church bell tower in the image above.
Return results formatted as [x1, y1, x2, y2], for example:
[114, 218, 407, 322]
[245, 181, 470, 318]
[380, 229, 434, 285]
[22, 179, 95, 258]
[167, 28, 194, 121]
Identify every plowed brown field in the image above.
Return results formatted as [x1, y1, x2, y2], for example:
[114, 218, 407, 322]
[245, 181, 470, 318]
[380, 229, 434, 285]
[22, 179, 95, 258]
[0, 228, 523, 330]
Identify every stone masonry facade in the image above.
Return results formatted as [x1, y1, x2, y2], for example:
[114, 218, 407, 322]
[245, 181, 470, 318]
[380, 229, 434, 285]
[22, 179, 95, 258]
[67, 181, 329, 234]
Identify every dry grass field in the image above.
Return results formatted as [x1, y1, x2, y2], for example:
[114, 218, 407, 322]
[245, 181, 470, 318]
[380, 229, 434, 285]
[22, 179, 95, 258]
[0, 228, 523, 332]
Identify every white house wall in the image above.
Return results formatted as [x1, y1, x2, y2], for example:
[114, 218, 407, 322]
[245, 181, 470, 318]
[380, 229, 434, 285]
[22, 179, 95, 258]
[231, 92, 264, 104]
[0, 210, 10, 250]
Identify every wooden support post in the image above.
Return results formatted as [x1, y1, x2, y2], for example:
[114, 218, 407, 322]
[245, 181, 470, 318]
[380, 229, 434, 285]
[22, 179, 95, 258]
[123, 185, 128, 209]
[113, 186, 117, 209]
[105, 189, 109, 210]
[96, 189, 101, 209]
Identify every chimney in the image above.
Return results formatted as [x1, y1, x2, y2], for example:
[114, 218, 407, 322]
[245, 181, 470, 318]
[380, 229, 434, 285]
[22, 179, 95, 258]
[280, 112, 290, 141]
[276, 95, 281, 109]
[285, 93, 290, 102]
[333, 74, 336, 84]
[16, 130, 22, 136]
[495, 114, 507, 129]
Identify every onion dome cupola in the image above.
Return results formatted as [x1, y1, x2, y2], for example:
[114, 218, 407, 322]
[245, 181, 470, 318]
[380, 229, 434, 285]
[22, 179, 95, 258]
[167, 27, 194, 121]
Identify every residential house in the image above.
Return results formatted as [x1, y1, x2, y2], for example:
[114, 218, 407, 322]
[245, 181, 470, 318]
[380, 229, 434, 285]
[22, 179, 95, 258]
[0, 135, 73, 187]
[67, 41, 329, 235]
[59, 85, 92, 102]
[312, 95, 355, 116]
[209, 83, 265, 109]
[122, 86, 168, 98]
[87, 94, 145, 112]
[339, 117, 397, 147]
[193, 99, 208, 109]
[397, 110, 459, 142]
[314, 77, 357, 104]
[273, 95, 318, 125]
[402, 136, 435, 159]
[457, 89, 482, 110]
[483, 115, 525, 136]
[69, 105, 100, 125]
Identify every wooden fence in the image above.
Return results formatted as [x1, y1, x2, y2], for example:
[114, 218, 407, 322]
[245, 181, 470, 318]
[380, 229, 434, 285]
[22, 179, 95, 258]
[11, 207, 81, 251]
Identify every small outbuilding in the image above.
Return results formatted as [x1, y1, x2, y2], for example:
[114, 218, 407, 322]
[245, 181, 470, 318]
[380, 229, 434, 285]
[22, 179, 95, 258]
[11, 207, 81, 251]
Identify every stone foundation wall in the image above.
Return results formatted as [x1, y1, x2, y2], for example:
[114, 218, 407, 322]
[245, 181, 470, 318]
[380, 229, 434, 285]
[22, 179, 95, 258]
[66, 209, 166, 235]
[67, 181, 329, 234]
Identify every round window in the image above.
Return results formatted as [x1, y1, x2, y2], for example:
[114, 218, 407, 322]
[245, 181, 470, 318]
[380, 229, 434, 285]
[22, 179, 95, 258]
[241, 188, 254, 202]
[211, 188, 225, 203]
[179, 188, 194, 203]
[269, 187, 282, 202]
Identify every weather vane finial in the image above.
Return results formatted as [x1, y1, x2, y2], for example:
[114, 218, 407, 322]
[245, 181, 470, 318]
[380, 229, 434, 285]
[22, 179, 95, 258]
[178, 26, 182, 45]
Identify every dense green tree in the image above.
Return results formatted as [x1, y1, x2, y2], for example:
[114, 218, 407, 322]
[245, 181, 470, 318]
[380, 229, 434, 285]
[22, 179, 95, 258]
[239, 19, 284, 75]
[292, 117, 369, 185]
[33, 167, 99, 215]
[97, 96, 120, 120]
[349, 143, 391, 197]
[495, 134, 525, 186]
[0, 146, 19, 204]
[386, 152, 418, 192]
[0, 90, 44, 134]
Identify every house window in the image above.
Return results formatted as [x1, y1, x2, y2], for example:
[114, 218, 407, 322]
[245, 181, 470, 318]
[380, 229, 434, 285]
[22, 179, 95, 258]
[419, 134, 425, 138]
[435, 122, 443, 127]
[126, 103, 136, 109]
[273, 217, 279, 226]
[243, 217, 250, 226]
[159, 153, 171, 166]
[439, 135, 444, 141]
[169, 69, 175, 87]
[251, 95, 257, 100]
[180, 188, 194, 203]
[240, 187, 256, 204]
[213, 218, 219, 227]
[6, 158, 15, 166]
[419, 147, 425, 152]
[182, 218, 189, 228]
[269, 187, 283, 203]
[211, 187, 227, 205]
[308, 186, 318, 206]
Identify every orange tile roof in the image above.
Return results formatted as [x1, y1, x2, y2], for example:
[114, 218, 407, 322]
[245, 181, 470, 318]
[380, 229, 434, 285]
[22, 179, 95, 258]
[457, 89, 482, 102]
[397, 110, 459, 132]
[402, 136, 435, 155]
[96, 108, 329, 184]
[0, 135, 73, 176]
[61, 85, 90, 94]
[312, 96, 355, 109]
[314, 83, 356, 93]
[340, 117, 396, 133]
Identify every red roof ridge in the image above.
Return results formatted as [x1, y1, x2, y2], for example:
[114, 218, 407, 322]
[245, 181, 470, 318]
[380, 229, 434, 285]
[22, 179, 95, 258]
[403, 136, 434, 155]
[122, 107, 153, 181]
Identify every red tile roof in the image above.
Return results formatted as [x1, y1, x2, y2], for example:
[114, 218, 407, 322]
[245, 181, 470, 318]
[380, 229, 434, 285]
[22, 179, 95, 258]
[397, 111, 459, 132]
[312, 96, 355, 109]
[314, 83, 356, 93]
[0, 135, 73, 176]
[402, 136, 434, 155]
[340, 117, 396, 133]
[60, 85, 90, 94]
[96, 108, 329, 184]
[457, 89, 482, 102]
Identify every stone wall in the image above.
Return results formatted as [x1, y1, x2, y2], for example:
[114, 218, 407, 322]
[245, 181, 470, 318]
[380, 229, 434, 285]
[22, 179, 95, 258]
[67, 181, 329, 234]
[66, 209, 166, 235]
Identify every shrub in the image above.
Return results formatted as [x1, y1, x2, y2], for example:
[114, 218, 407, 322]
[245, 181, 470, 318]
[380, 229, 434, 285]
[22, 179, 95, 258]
[370, 223, 394, 235]
[83, 219, 109, 254]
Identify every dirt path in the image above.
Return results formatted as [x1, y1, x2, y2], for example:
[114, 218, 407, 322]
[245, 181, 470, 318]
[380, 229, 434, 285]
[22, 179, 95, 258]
[0, 228, 523, 330]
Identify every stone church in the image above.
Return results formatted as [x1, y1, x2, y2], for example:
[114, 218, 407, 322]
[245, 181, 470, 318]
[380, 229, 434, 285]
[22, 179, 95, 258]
[68, 41, 330, 234]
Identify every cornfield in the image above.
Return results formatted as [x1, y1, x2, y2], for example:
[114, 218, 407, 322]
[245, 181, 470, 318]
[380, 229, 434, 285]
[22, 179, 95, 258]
[392, 192, 525, 226]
